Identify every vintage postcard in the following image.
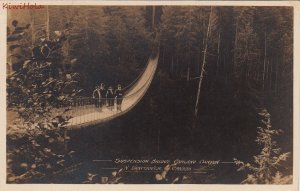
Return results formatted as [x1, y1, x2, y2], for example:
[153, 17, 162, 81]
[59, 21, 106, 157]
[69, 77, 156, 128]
[0, 0, 299, 191]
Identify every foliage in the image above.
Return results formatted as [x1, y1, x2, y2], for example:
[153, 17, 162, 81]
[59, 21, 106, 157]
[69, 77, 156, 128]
[7, 24, 81, 119]
[234, 108, 292, 184]
[6, 19, 81, 183]
[7, 116, 76, 183]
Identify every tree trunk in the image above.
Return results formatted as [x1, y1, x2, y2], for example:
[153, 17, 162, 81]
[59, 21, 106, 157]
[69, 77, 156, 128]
[269, 60, 272, 90]
[244, 41, 249, 83]
[193, 7, 213, 128]
[176, 54, 179, 76]
[223, 55, 227, 83]
[275, 59, 278, 95]
[66, 13, 71, 71]
[157, 126, 160, 154]
[162, 42, 165, 67]
[233, 18, 239, 71]
[187, 63, 190, 82]
[267, 59, 270, 82]
[31, 12, 35, 47]
[46, 6, 50, 40]
[171, 55, 174, 74]
[187, 8, 192, 82]
[216, 31, 221, 76]
[262, 32, 267, 92]
[152, 6, 156, 30]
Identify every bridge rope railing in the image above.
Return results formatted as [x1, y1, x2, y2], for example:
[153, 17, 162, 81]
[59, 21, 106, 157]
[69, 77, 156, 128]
[62, 84, 151, 126]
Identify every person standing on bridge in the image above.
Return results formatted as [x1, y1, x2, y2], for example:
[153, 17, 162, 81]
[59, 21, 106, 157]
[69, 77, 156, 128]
[99, 83, 106, 109]
[106, 86, 114, 111]
[92, 86, 101, 108]
[115, 84, 124, 111]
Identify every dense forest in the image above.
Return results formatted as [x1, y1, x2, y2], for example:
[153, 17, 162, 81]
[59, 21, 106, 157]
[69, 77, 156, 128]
[7, 6, 293, 184]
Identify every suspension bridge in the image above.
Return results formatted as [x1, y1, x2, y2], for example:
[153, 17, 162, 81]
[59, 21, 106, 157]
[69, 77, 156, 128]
[65, 35, 160, 129]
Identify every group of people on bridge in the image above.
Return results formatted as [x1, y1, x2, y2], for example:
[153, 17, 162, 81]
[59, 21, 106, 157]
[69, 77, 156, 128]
[92, 83, 124, 111]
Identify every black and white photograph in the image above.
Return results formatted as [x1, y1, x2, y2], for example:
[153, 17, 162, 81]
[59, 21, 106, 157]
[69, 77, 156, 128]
[2, 1, 298, 188]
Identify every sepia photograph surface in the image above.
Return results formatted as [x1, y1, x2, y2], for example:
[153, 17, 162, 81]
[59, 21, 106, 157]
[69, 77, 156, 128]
[2, 1, 298, 188]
